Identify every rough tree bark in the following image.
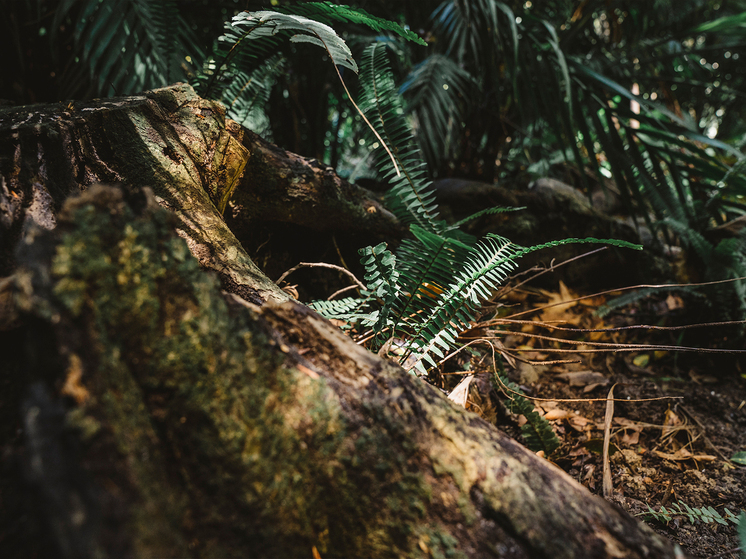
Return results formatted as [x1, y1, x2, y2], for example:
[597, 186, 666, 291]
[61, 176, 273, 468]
[0, 85, 685, 558]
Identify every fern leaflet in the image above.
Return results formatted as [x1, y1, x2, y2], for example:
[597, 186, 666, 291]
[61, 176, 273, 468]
[492, 365, 560, 455]
[358, 42, 444, 234]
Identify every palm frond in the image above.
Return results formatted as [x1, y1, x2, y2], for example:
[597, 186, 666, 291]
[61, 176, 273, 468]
[196, 10, 357, 100]
[400, 54, 475, 167]
[432, 0, 501, 71]
[56, 0, 202, 97]
[278, 1, 426, 47]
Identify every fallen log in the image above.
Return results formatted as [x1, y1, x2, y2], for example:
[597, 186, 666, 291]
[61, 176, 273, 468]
[0, 86, 685, 558]
[0, 83, 398, 304]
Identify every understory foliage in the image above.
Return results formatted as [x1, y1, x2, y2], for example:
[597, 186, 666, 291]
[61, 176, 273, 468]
[643, 501, 743, 527]
[305, 41, 639, 375]
[402, 0, 746, 324]
[192, 2, 425, 135]
[49, 0, 205, 97]
[310, 38, 634, 456]
[492, 360, 561, 455]
[192, 2, 639, 394]
[25, 2, 745, 326]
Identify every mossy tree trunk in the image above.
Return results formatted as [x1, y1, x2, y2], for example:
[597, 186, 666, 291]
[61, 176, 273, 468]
[0, 85, 684, 558]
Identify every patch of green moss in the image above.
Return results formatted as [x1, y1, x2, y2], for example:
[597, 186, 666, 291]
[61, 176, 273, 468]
[418, 528, 465, 559]
[45, 187, 460, 557]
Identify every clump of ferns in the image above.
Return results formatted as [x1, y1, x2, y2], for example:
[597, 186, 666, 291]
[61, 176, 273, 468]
[195, 4, 639, 458]
[309, 42, 640, 376]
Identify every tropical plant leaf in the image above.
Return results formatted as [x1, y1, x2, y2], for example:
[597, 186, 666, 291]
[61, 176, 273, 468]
[278, 1, 426, 46]
[400, 54, 475, 167]
[197, 9, 358, 100]
[55, 0, 203, 97]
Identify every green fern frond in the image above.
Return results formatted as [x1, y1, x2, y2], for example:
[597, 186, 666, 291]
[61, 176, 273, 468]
[309, 297, 371, 324]
[643, 501, 743, 526]
[358, 42, 444, 234]
[447, 206, 526, 230]
[492, 367, 560, 455]
[383, 226, 475, 351]
[360, 243, 399, 300]
[405, 234, 521, 372]
[405, 236, 640, 372]
[358, 242, 400, 340]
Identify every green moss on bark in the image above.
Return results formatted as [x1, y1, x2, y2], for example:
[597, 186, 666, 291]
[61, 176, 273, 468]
[22, 185, 450, 558]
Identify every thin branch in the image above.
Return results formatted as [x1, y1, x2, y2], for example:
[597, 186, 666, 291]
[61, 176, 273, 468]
[498, 247, 608, 297]
[503, 276, 746, 320]
[434, 339, 485, 368]
[479, 317, 746, 333]
[485, 341, 681, 404]
[328, 284, 359, 300]
[276, 262, 366, 290]
[471, 332, 746, 354]
[334, 64, 400, 176]
[504, 346, 744, 354]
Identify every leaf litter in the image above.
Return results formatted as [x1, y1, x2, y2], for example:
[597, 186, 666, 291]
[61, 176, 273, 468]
[440, 281, 746, 558]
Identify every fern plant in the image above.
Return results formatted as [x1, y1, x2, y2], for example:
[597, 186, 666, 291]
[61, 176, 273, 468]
[492, 361, 561, 456]
[310, 42, 641, 375]
[191, 5, 641, 383]
[643, 501, 743, 527]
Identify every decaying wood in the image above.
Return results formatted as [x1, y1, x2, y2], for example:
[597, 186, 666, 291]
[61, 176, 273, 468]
[0, 83, 398, 305]
[228, 128, 402, 237]
[0, 86, 686, 558]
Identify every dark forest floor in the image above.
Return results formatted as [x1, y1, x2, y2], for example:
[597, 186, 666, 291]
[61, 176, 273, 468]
[435, 284, 746, 559]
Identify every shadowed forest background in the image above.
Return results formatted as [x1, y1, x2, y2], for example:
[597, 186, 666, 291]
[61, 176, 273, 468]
[2, 1, 746, 558]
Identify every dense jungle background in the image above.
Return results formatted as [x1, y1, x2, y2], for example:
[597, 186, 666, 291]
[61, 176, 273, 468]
[2, 1, 746, 558]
